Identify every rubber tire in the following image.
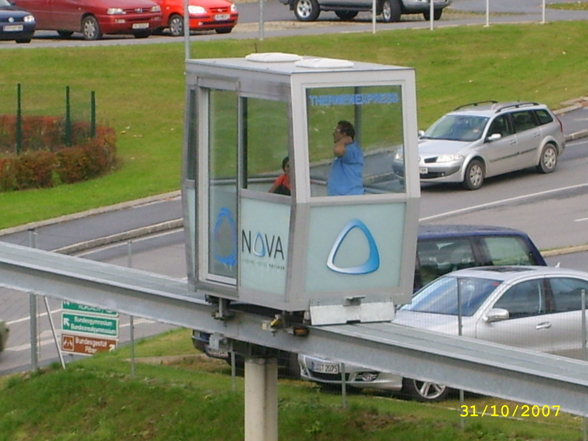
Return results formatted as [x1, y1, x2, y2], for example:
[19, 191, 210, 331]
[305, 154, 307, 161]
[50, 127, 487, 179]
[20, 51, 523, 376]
[402, 378, 450, 402]
[215, 27, 233, 34]
[381, 0, 401, 23]
[82, 16, 102, 41]
[335, 10, 358, 20]
[423, 8, 443, 21]
[283, 352, 302, 379]
[57, 30, 74, 38]
[169, 14, 184, 37]
[15, 38, 31, 43]
[462, 159, 485, 190]
[294, 0, 320, 22]
[536, 144, 558, 174]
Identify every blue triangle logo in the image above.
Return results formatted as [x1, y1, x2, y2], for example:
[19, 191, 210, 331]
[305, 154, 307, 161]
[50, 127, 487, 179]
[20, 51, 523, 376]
[327, 219, 380, 275]
[213, 207, 237, 266]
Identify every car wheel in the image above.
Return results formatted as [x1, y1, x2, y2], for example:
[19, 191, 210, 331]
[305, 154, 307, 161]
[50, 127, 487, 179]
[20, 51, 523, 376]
[402, 378, 450, 402]
[283, 352, 301, 379]
[82, 16, 102, 41]
[335, 10, 358, 20]
[169, 14, 184, 37]
[381, 0, 401, 23]
[57, 30, 74, 38]
[537, 144, 558, 174]
[215, 27, 233, 34]
[423, 8, 443, 20]
[15, 38, 31, 44]
[294, 0, 320, 22]
[462, 159, 484, 190]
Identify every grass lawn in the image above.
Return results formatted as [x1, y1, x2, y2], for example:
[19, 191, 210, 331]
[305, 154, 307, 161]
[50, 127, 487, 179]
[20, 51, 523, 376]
[0, 21, 587, 230]
[1, 328, 586, 441]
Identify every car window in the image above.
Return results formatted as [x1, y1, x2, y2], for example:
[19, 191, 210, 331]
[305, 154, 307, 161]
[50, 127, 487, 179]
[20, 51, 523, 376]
[405, 276, 502, 316]
[416, 239, 476, 288]
[487, 114, 514, 138]
[493, 279, 545, 319]
[534, 109, 554, 126]
[424, 115, 488, 142]
[479, 236, 539, 265]
[511, 110, 539, 133]
[549, 277, 588, 313]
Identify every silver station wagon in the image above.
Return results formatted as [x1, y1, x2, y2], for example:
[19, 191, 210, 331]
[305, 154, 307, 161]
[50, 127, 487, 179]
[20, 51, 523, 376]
[393, 101, 565, 190]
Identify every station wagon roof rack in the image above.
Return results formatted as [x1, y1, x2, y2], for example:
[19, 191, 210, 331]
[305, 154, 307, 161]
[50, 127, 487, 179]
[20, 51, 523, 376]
[493, 101, 540, 113]
[454, 101, 498, 111]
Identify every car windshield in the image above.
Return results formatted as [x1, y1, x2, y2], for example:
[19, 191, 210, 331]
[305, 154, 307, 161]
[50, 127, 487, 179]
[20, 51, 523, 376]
[401, 275, 502, 316]
[422, 115, 489, 142]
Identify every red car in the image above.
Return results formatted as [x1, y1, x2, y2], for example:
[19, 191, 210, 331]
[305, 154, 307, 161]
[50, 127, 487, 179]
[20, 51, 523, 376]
[13, 0, 163, 40]
[156, 0, 238, 37]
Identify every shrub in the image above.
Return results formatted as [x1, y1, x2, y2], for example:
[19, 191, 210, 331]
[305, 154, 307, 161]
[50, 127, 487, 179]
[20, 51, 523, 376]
[0, 116, 119, 192]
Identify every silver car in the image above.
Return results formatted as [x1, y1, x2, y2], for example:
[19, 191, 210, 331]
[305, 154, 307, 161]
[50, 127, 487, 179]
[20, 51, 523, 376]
[299, 266, 588, 401]
[393, 101, 565, 190]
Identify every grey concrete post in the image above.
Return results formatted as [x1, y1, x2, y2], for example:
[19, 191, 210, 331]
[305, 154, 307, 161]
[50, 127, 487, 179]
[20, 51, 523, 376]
[244, 357, 278, 441]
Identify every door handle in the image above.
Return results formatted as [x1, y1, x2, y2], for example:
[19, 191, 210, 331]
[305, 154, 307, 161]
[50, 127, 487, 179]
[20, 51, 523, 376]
[536, 322, 552, 330]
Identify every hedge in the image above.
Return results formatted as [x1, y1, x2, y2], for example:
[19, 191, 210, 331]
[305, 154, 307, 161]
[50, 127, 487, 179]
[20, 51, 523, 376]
[0, 116, 118, 191]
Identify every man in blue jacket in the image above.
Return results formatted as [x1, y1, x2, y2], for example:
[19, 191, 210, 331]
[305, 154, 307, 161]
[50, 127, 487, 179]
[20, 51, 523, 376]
[327, 120, 364, 196]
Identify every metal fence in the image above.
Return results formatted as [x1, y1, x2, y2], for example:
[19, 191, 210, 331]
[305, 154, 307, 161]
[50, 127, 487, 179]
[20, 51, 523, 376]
[0, 84, 97, 156]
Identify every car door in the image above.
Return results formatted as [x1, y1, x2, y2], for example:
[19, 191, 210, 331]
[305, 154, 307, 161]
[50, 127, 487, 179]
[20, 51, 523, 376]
[511, 110, 542, 168]
[50, 0, 83, 31]
[14, 0, 52, 27]
[479, 114, 519, 177]
[475, 278, 555, 353]
[543, 276, 588, 360]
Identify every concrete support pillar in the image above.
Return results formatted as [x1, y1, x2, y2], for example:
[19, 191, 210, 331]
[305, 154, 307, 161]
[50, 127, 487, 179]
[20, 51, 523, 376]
[244, 357, 278, 441]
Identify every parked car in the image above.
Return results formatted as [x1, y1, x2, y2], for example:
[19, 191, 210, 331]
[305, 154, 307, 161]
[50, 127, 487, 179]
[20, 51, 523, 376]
[393, 101, 565, 190]
[0, 317, 9, 355]
[414, 224, 546, 291]
[155, 0, 237, 36]
[13, 0, 162, 40]
[0, 0, 35, 43]
[278, 0, 451, 23]
[300, 266, 588, 402]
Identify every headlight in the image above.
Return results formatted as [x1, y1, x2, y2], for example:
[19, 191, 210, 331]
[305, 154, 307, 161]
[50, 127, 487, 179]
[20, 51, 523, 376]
[435, 154, 463, 163]
[151, 5, 161, 12]
[188, 5, 207, 14]
[230, 3, 237, 12]
[394, 149, 404, 161]
[107, 8, 125, 14]
[24, 14, 35, 22]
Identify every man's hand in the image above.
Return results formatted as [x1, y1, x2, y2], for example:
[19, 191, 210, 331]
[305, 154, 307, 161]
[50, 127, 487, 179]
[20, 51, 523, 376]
[333, 135, 353, 157]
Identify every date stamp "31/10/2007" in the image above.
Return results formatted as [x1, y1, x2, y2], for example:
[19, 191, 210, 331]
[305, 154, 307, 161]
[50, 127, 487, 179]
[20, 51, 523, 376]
[460, 405, 561, 418]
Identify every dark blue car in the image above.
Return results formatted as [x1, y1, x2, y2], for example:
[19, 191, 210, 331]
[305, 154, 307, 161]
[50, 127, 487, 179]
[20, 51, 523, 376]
[0, 0, 35, 43]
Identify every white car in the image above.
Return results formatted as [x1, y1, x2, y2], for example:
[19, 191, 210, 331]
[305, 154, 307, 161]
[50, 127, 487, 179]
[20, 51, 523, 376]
[299, 266, 588, 401]
[393, 101, 565, 190]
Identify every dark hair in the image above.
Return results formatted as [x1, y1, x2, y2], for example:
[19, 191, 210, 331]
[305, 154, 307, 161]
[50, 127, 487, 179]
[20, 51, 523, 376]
[282, 156, 289, 170]
[337, 120, 355, 139]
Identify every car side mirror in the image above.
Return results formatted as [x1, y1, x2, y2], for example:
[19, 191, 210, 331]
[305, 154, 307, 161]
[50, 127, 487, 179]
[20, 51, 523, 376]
[486, 133, 502, 142]
[484, 308, 509, 323]
[418, 130, 425, 137]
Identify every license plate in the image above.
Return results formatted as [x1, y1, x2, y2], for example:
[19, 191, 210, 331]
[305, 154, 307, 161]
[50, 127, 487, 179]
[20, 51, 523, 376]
[4, 25, 24, 32]
[419, 167, 428, 175]
[311, 362, 339, 374]
[132, 23, 149, 29]
[214, 14, 230, 21]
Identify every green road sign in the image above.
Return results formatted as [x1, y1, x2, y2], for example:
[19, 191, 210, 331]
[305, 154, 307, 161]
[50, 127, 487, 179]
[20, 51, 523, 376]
[62, 313, 118, 337]
[62, 301, 118, 317]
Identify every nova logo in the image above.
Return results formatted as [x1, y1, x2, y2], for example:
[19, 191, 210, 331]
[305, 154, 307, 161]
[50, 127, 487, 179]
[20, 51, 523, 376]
[327, 219, 380, 275]
[213, 208, 237, 266]
[242, 230, 285, 260]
